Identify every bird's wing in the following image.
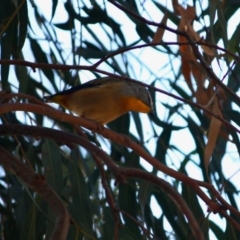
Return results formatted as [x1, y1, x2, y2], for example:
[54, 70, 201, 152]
[44, 77, 120, 102]
[52, 79, 103, 96]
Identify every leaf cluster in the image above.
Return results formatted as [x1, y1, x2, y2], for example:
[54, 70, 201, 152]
[1, 0, 240, 239]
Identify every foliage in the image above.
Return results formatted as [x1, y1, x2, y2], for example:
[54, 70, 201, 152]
[0, 0, 240, 239]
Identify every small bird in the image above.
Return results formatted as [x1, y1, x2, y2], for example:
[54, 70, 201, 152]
[44, 77, 153, 124]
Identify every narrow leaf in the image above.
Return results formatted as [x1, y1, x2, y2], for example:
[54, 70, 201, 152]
[68, 148, 93, 236]
[204, 98, 222, 174]
[152, 12, 168, 43]
[20, 202, 36, 240]
[42, 139, 63, 195]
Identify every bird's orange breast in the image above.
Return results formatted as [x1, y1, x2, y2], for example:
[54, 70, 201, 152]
[121, 96, 151, 113]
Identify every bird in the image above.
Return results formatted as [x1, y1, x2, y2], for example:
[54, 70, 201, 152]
[44, 77, 153, 124]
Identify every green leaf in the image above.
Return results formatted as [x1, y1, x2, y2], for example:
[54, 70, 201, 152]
[15, 190, 33, 238]
[67, 224, 83, 240]
[3, 215, 19, 240]
[225, 220, 240, 240]
[51, 0, 58, 20]
[154, 125, 172, 164]
[154, 189, 190, 240]
[44, 207, 55, 240]
[225, 181, 238, 211]
[138, 181, 152, 217]
[75, 41, 106, 59]
[54, 18, 73, 30]
[108, 113, 130, 135]
[209, 220, 224, 240]
[12, 0, 28, 58]
[102, 207, 115, 239]
[209, 0, 217, 46]
[118, 181, 142, 238]
[82, 3, 126, 46]
[184, 116, 208, 181]
[181, 182, 209, 239]
[182, 182, 204, 220]
[153, 0, 180, 26]
[15, 51, 28, 93]
[68, 148, 93, 237]
[131, 112, 144, 142]
[216, 2, 228, 49]
[42, 139, 63, 195]
[153, 216, 168, 240]
[0, 0, 14, 90]
[20, 201, 36, 240]
[29, 39, 54, 82]
[228, 22, 240, 55]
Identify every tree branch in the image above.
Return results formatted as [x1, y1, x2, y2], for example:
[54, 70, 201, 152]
[0, 124, 204, 240]
[0, 97, 239, 220]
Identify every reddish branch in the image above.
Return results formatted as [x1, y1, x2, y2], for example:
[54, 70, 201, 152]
[2, 85, 240, 136]
[0, 124, 205, 240]
[0, 45, 239, 135]
[0, 103, 239, 220]
[92, 41, 240, 68]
